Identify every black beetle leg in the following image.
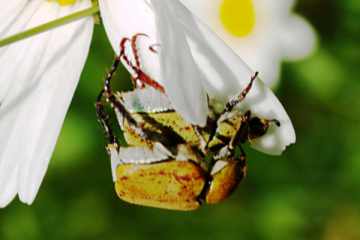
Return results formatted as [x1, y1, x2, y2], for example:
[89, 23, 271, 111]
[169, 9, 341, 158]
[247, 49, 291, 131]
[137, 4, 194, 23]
[104, 56, 121, 96]
[193, 126, 207, 153]
[228, 111, 252, 150]
[95, 97, 118, 146]
[208, 73, 257, 150]
[223, 71, 258, 114]
[107, 94, 178, 158]
[237, 144, 246, 162]
[95, 55, 122, 147]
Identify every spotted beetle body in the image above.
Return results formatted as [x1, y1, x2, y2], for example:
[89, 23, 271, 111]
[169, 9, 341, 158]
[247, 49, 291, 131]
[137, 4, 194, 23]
[95, 35, 279, 211]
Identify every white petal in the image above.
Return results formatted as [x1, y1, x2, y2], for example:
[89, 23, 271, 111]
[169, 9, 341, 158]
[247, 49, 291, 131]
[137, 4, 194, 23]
[162, 1, 296, 155]
[279, 15, 317, 60]
[0, 1, 44, 99]
[0, 0, 28, 36]
[179, 0, 296, 21]
[150, 0, 208, 126]
[99, 0, 157, 54]
[0, 0, 53, 207]
[254, 0, 296, 18]
[245, 47, 282, 87]
[0, 0, 93, 207]
[101, 0, 295, 154]
[0, 165, 18, 208]
[122, 87, 172, 113]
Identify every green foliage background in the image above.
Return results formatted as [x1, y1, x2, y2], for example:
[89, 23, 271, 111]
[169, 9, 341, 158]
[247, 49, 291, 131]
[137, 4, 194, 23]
[1, 0, 360, 239]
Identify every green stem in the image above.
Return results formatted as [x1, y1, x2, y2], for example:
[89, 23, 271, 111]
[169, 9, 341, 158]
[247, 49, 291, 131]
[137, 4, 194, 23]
[0, 3, 99, 48]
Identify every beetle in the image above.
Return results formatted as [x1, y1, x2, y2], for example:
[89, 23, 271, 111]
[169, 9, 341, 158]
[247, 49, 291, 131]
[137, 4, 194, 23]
[95, 34, 280, 211]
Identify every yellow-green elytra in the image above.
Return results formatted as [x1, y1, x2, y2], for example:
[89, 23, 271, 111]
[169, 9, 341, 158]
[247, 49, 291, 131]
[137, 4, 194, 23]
[109, 103, 249, 211]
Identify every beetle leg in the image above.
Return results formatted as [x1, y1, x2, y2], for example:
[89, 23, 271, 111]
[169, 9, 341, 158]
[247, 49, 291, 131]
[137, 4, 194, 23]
[119, 37, 140, 88]
[206, 73, 258, 148]
[237, 144, 246, 162]
[119, 37, 132, 69]
[95, 96, 118, 146]
[228, 111, 251, 149]
[194, 126, 207, 154]
[129, 34, 165, 92]
[237, 145, 247, 178]
[131, 33, 148, 69]
[211, 111, 250, 161]
[95, 54, 122, 146]
[97, 37, 179, 161]
[108, 95, 180, 157]
[116, 35, 166, 91]
[213, 145, 231, 161]
[223, 71, 258, 114]
[101, 53, 122, 98]
[97, 55, 175, 157]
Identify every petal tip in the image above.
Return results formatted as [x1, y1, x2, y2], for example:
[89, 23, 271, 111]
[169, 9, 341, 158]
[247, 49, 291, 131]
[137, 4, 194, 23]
[0, 192, 17, 208]
[19, 191, 36, 206]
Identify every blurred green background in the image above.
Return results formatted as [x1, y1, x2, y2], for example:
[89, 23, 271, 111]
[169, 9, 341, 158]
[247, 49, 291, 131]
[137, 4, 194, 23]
[1, 0, 360, 239]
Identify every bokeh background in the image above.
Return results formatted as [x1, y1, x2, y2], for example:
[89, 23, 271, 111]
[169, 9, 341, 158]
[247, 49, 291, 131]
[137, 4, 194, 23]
[1, 0, 360, 239]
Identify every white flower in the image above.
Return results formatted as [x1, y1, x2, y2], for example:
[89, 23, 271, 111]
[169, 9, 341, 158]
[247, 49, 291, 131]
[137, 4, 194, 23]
[0, 0, 296, 208]
[0, 0, 91, 208]
[179, 0, 317, 86]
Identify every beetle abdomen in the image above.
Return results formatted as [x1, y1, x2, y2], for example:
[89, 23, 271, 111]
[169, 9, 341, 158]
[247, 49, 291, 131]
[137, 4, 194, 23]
[206, 159, 246, 204]
[115, 160, 206, 211]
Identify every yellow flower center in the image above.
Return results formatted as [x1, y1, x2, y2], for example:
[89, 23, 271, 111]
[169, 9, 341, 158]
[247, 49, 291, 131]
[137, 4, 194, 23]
[49, 0, 77, 6]
[220, 0, 256, 37]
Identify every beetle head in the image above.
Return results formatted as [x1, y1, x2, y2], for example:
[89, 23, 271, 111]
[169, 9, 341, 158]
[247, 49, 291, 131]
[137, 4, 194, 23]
[248, 117, 281, 140]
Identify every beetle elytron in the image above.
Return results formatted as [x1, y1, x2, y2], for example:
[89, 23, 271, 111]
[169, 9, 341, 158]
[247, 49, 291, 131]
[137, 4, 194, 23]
[96, 34, 280, 211]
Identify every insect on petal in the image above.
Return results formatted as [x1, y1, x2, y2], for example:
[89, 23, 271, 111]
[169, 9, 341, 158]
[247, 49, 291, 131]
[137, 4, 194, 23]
[101, 0, 296, 154]
[0, 0, 93, 207]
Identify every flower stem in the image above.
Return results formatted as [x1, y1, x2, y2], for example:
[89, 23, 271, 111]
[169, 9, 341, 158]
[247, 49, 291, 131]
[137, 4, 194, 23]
[0, 3, 99, 48]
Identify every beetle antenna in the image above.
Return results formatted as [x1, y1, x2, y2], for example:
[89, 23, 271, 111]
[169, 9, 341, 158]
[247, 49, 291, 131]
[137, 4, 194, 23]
[269, 119, 281, 127]
[149, 43, 160, 53]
